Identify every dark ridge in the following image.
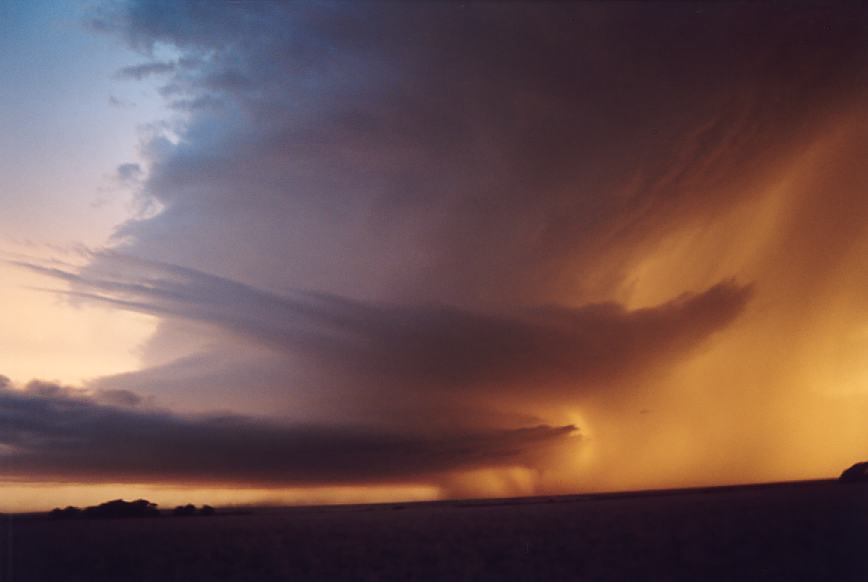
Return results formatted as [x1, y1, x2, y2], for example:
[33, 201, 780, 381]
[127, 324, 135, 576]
[839, 461, 868, 482]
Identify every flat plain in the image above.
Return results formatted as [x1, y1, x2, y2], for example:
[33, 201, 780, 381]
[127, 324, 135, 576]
[2, 480, 867, 581]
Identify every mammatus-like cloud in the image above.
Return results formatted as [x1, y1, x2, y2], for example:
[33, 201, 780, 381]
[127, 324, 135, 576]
[0, 376, 574, 486]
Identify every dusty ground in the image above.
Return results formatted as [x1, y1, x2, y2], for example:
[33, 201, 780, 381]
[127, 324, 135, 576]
[2, 480, 867, 581]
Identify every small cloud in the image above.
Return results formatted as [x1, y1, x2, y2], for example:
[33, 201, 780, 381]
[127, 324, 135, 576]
[94, 389, 143, 407]
[203, 70, 251, 92]
[25, 379, 81, 399]
[169, 95, 223, 112]
[117, 163, 144, 185]
[91, 196, 110, 209]
[108, 95, 135, 108]
[115, 61, 176, 81]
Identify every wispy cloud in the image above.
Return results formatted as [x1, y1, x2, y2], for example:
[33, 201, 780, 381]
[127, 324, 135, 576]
[114, 61, 176, 80]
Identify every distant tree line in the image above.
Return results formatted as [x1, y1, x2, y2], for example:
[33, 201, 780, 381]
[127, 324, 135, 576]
[172, 503, 215, 516]
[49, 499, 216, 519]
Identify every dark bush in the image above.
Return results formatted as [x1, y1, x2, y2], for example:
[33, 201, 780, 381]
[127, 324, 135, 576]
[82, 499, 160, 518]
[49, 506, 83, 519]
[45, 498, 220, 519]
[173, 504, 197, 516]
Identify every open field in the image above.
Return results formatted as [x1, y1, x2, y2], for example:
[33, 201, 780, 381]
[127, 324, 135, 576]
[2, 480, 867, 581]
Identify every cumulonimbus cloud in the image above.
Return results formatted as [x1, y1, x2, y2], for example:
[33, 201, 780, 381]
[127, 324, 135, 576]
[84, 1, 867, 309]
[5, 1, 861, 494]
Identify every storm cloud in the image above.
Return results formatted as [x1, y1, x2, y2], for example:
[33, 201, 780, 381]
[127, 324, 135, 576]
[0, 378, 575, 486]
[5, 1, 868, 497]
[83, 2, 865, 307]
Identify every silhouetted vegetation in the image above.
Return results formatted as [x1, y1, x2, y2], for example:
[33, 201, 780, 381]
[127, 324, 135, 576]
[173, 504, 197, 516]
[839, 461, 868, 482]
[87, 499, 159, 518]
[50, 499, 158, 519]
[48, 499, 217, 519]
[49, 506, 83, 518]
[173, 503, 218, 516]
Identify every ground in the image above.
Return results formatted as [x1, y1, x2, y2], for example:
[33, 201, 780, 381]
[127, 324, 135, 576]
[2, 480, 867, 581]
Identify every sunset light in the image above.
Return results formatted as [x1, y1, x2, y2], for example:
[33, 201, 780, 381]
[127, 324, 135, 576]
[2, 2, 868, 579]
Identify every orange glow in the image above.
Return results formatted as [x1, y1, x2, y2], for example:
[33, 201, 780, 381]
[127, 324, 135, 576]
[534, 115, 868, 493]
[0, 259, 156, 386]
[0, 482, 441, 513]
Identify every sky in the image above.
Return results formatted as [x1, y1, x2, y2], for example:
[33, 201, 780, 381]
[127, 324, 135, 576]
[2, 1, 868, 511]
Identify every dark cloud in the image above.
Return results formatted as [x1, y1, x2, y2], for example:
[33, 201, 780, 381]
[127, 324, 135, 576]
[93, 388, 143, 408]
[0, 380, 574, 486]
[167, 94, 224, 112]
[86, 2, 867, 307]
[107, 95, 135, 108]
[115, 162, 143, 187]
